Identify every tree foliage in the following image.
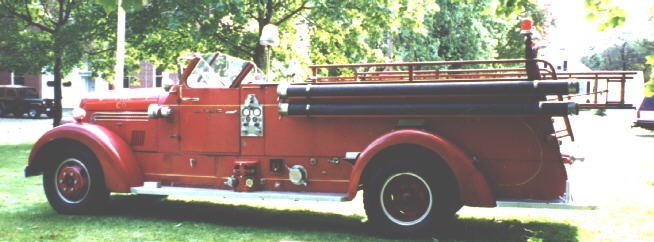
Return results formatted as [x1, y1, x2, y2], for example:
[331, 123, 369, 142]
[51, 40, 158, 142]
[126, 0, 440, 78]
[392, 0, 546, 65]
[581, 39, 654, 78]
[126, 0, 543, 79]
[0, 0, 115, 126]
[584, 0, 626, 31]
[585, 0, 654, 96]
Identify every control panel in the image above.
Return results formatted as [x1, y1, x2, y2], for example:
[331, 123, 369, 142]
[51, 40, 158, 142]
[240, 94, 264, 136]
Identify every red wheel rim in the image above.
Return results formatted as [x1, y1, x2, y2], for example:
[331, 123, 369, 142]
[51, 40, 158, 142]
[55, 158, 90, 203]
[380, 172, 432, 226]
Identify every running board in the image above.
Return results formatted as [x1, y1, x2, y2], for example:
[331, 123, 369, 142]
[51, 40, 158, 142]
[130, 185, 348, 202]
[496, 200, 597, 210]
[496, 181, 596, 210]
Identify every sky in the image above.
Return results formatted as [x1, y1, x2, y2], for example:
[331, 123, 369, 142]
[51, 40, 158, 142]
[539, 0, 654, 69]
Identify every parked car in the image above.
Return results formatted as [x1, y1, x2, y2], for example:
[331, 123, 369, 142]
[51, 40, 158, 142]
[0, 85, 53, 118]
[634, 96, 654, 130]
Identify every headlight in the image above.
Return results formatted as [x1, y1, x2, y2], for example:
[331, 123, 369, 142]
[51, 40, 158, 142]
[72, 108, 86, 123]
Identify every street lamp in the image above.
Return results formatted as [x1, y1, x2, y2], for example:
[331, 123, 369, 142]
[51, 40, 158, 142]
[259, 24, 279, 81]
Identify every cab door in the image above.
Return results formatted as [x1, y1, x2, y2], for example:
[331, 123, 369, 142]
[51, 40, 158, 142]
[177, 87, 240, 154]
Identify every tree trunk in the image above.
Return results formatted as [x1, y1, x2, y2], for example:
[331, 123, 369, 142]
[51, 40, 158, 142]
[620, 42, 627, 71]
[52, 51, 63, 127]
[254, 44, 266, 68]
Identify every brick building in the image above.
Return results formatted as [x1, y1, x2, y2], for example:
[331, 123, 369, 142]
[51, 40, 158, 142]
[0, 72, 43, 97]
[1, 60, 177, 108]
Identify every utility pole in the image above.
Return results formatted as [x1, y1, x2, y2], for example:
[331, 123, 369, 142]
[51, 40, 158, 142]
[114, 0, 126, 90]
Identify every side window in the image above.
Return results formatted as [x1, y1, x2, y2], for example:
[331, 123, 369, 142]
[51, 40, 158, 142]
[155, 67, 163, 88]
[7, 89, 16, 98]
[22, 88, 38, 98]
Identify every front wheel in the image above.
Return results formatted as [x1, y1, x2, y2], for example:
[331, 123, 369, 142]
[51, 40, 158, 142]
[27, 107, 40, 118]
[43, 147, 109, 214]
[363, 160, 460, 237]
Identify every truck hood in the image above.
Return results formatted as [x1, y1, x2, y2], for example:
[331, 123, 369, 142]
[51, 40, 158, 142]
[80, 88, 163, 111]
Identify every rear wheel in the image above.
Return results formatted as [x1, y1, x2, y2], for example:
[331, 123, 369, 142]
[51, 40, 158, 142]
[43, 147, 108, 214]
[363, 158, 460, 237]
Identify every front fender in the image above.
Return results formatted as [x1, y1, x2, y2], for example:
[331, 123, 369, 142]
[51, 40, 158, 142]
[347, 129, 496, 207]
[28, 123, 143, 192]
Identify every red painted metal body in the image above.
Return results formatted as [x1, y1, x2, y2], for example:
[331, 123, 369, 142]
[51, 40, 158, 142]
[29, 123, 143, 192]
[27, 54, 599, 208]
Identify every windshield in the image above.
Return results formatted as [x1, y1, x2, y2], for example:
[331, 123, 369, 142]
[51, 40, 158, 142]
[185, 53, 263, 88]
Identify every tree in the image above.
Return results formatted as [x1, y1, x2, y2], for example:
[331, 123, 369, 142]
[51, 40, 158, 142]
[0, 0, 115, 126]
[584, 0, 654, 96]
[125, 0, 438, 77]
[582, 39, 654, 82]
[391, 0, 546, 66]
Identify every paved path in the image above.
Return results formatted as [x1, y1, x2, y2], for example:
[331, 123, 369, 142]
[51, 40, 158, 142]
[0, 110, 71, 144]
[0, 117, 54, 144]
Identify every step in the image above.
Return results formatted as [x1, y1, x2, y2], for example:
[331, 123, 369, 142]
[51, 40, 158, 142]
[130, 184, 348, 202]
[496, 200, 597, 210]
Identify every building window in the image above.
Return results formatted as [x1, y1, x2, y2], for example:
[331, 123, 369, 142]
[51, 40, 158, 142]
[13, 73, 25, 85]
[155, 67, 163, 88]
[83, 76, 95, 92]
[123, 76, 130, 88]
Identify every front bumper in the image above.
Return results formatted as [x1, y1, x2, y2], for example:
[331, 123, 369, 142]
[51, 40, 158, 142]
[633, 120, 654, 130]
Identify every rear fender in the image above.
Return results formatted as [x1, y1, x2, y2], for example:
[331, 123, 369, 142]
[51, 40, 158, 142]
[348, 129, 495, 207]
[27, 123, 143, 192]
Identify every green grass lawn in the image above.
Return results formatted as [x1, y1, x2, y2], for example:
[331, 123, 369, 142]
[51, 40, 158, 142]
[1, 139, 653, 241]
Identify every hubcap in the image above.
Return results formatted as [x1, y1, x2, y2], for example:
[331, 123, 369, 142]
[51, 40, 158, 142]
[29, 109, 37, 117]
[54, 158, 90, 203]
[380, 172, 433, 226]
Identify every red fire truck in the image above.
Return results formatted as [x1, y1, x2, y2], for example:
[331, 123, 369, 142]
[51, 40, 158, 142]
[25, 22, 605, 235]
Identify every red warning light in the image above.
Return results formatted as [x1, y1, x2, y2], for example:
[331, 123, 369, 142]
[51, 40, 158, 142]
[521, 18, 533, 31]
[520, 18, 533, 35]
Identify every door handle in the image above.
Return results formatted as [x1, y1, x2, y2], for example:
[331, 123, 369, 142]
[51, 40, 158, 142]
[181, 97, 200, 102]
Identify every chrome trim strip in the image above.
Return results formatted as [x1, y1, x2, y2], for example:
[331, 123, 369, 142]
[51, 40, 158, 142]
[130, 185, 348, 202]
[93, 119, 149, 122]
[93, 115, 149, 118]
[92, 111, 149, 122]
[93, 111, 149, 115]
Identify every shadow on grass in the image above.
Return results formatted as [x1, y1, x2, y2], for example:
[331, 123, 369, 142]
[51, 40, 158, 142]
[96, 195, 578, 241]
[440, 217, 578, 241]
